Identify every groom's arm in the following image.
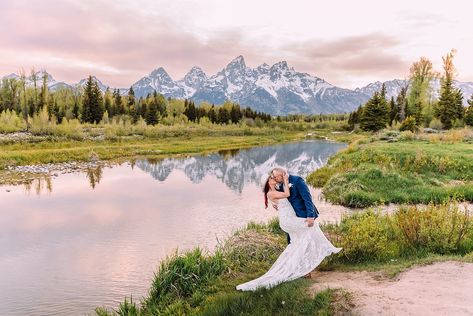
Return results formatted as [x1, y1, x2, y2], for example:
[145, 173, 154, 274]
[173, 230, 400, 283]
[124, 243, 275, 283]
[295, 177, 319, 219]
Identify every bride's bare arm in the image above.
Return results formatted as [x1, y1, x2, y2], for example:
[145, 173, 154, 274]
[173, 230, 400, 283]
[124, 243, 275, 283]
[267, 173, 290, 200]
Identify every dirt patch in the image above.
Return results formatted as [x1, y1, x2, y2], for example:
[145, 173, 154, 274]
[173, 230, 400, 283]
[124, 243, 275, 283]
[310, 261, 473, 315]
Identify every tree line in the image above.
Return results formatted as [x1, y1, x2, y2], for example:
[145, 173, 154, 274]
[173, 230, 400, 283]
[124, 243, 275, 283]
[0, 73, 275, 129]
[348, 50, 473, 131]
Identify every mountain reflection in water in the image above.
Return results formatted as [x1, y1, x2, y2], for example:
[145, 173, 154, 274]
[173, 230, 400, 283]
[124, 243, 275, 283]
[134, 140, 346, 193]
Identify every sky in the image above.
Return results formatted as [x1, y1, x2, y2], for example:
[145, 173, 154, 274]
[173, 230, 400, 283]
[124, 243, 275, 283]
[0, 0, 471, 89]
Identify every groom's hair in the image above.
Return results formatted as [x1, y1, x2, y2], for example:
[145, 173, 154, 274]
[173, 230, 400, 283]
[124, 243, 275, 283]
[272, 167, 286, 175]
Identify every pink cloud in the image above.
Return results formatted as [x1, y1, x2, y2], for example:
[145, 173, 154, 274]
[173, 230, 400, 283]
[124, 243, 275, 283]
[0, 0, 410, 88]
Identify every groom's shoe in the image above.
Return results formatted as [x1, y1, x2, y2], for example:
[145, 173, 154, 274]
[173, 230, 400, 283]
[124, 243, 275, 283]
[303, 273, 312, 279]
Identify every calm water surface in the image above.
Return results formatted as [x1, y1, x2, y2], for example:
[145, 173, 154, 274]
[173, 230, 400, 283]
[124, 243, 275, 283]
[0, 140, 346, 315]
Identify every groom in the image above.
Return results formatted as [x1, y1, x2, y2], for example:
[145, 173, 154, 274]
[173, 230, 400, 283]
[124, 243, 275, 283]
[271, 167, 319, 244]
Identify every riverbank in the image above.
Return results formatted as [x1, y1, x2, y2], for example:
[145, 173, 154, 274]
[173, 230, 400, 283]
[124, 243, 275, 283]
[0, 131, 308, 185]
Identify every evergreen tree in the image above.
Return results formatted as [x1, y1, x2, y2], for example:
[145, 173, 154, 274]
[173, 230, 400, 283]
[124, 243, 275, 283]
[113, 89, 124, 115]
[129, 105, 138, 123]
[184, 100, 197, 122]
[348, 105, 363, 128]
[465, 95, 473, 126]
[72, 97, 80, 119]
[217, 107, 230, 124]
[453, 88, 465, 119]
[396, 86, 408, 122]
[146, 100, 158, 125]
[153, 91, 167, 117]
[435, 50, 463, 129]
[360, 92, 389, 132]
[81, 76, 104, 124]
[209, 105, 217, 123]
[389, 97, 398, 125]
[230, 103, 242, 124]
[127, 86, 135, 108]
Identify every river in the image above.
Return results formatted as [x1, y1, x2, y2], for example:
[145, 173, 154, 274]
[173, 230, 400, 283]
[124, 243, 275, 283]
[0, 140, 346, 315]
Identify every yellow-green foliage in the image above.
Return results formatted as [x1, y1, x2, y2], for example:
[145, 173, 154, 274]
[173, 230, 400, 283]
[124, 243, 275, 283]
[336, 210, 398, 262]
[30, 107, 56, 135]
[0, 110, 26, 133]
[54, 119, 84, 139]
[394, 202, 472, 254]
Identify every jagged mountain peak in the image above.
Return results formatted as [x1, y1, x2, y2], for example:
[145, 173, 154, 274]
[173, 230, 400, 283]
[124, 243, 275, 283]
[256, 63, 270, 71]
[184, 66, 207, 79]
[149, 67, 172, 79]
[229, 55, 245, 65]
[271, 61, 289, 71]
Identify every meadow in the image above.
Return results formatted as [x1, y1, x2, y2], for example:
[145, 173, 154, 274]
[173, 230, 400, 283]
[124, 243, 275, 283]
[307, 128, 473, 207]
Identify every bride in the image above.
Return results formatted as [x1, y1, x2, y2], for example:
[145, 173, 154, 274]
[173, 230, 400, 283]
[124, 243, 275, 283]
[236, 171, 341, 291]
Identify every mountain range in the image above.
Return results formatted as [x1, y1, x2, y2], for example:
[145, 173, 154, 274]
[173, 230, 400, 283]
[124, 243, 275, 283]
[3, 56, 473, 114]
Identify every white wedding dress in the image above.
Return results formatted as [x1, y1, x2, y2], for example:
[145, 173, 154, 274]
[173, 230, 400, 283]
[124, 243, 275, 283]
[236, 198, 341, 291]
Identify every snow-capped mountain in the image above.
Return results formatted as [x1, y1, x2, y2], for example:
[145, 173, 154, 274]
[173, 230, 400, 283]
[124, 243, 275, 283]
[77, 76, 110, 92]
[132, 56, 371, 114]
[133, 67, 184, 97]
[3, 70, 71, 91]
[176, 66, 208, 98]
[3, 57, 473, 114]
[355, 79, 408, 101]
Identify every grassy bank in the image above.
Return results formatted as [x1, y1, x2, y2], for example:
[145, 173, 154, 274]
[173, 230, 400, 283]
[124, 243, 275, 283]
[95, 219, 339, 316]
[307, 128, 473, 207]
[0, 131, 305, 170]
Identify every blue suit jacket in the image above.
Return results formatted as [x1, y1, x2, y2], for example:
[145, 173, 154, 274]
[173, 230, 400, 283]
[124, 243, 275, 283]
[278, 175, 319, 219]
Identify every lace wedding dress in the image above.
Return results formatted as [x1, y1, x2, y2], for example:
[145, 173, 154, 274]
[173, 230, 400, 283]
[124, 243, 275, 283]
[236, 198, 341, 291]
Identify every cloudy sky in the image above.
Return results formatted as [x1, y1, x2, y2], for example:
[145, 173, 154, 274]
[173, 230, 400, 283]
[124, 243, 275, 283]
[0, 0, 471, 89]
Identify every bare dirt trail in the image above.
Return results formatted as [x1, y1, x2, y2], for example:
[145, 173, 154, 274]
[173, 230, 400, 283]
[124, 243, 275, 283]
[310, 261, 473, 315]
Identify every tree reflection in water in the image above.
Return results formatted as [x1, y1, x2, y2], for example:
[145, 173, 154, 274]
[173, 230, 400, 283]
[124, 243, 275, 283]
[86, 165, 103, 189]
[23, 175, 53, 195]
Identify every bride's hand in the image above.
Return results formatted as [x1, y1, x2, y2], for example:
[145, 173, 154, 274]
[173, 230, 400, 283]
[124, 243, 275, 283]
[283, 173, 289, 184]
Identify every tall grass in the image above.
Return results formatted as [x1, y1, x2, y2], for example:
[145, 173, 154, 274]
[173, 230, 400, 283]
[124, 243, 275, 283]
[142, 248, 227, 314]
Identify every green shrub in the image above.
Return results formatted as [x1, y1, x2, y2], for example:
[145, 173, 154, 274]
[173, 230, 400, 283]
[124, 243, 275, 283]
[399, 116, 419, 132]
[336, 210, 398, 262]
